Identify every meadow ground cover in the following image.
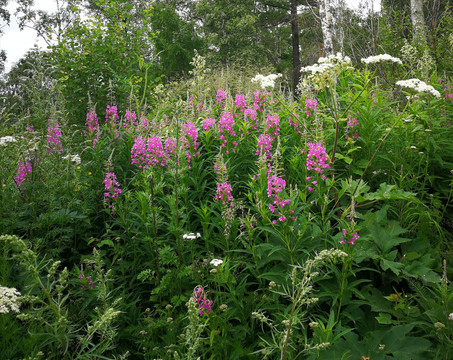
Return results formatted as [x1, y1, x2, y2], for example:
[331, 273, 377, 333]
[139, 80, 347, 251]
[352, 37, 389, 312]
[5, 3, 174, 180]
[1, 53, 453, 359]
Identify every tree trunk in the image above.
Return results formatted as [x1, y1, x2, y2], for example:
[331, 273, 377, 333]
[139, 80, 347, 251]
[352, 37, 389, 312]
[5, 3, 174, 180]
[290, 0, 300, 98]
[318, 0, 333, 56]
[410, 0, 427, 48]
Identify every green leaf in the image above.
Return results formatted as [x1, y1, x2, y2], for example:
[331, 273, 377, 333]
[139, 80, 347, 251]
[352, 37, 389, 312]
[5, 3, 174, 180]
[376, 312, 393, 324]
[336, 152, 352, 164]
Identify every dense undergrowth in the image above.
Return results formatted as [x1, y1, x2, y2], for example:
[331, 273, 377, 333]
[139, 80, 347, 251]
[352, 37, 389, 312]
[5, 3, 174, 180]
[1, 53, 453, 359]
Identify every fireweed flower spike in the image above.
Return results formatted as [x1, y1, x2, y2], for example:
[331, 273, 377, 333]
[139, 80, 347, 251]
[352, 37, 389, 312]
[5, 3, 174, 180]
[47, 119, 63, 154]
[193, 286, 213, 316]
[103, 172, 122, 214]
[85, 109, 99, 147]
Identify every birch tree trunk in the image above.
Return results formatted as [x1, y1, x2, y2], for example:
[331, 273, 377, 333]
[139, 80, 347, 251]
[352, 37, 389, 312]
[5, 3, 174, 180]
[290, 0, 301, 97]
[411, 0, 427, 48]
[318, 0, 333, 56]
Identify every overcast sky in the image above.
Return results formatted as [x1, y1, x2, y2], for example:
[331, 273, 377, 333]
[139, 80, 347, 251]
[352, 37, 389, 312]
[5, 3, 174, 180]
[1, 0, 381, 73]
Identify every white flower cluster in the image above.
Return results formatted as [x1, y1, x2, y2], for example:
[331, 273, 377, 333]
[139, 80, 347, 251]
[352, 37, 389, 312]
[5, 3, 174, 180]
[0, 136, 17, 146]
[300, 62, 334, 75]
[251, 73, 282, 89]
[0, 286, 21, 314]
[62, 154, 82, 165]
[318, 52, 351, 66]
[361, 54, 402, 65]
[396, 78, 441, 98]
[449, 313, 453, 321]
[300, 52, 351, 75]
[182, 232, 201, 240]
[210, 258, 223, 267]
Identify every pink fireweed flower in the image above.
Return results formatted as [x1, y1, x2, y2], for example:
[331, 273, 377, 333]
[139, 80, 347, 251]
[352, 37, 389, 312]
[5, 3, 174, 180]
[131, 136, 167, 169]
[256, 134, 273, 158]
[289, 113, 301, 133]
[217, 112, 237, 153]
[47, 120, 63, 154]
[193, 286, 213, 316]
[253, 90, 269, 112]
[235, 94, 246, 112]
[305, 98, 318, 118]
[202, 118, 216, 132]
[345, 116, 359, 140]
[103, 172, 122, 214]
[84, 110, 99, 148]
[266, 113, 280, 137]
[123, 109, 138, 133]
[216, 88, 226, 106]
[164, 137, 177, 158]
[182, 122, 198, 143]
[105, 105, 120, 139]
[14, 160, 32, 187]
[218, 112, 236, 136]
[340, 229, 359, 245]
[267, 171, 292, 221]
[267, 175, 286, 198]
[306, 142, 329, 174]
[78, 273, 94, 290]
[244, 108, 258, 130]
[215, 182, 233, 206]
[146, 136, 166, 167]
[181, 122, 200, 166]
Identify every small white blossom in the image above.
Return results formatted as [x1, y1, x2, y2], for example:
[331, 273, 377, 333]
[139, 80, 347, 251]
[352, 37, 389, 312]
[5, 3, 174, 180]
[0, 136, 17, 146]
[251, 73, 282, 89]
[449, 313, 453, 321]
[361, 54, 402, 65]
[210, 259, 223, 267]
[396, 78, 441, 98]
[62, 154, 82, 165]
[410, 146, 417, 149]
[182, 233, 201, 240]
[0, 286, 21, 314]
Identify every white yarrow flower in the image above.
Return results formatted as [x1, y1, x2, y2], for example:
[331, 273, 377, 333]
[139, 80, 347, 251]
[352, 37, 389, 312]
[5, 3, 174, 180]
[251, 73, 282, 89]
[449, 313, 453, 321]
[361, 54, 402, 65]
[0, 286, 21, 314]
[210, 259, 223, 267]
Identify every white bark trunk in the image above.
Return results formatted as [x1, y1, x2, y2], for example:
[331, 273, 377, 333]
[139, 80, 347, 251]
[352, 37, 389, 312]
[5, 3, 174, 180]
[318, 0, 334, 56]
[411, 0, 427, 47]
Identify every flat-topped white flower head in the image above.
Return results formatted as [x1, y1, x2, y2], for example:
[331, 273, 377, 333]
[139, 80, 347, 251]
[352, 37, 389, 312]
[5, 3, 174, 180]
[210, 258, 223, 267]
[251, 73, 282, 89]
[182, 232, 201, 240]
[396, 78, 440, 98]
[361, 54, 402, 65]
[0, 286, 21, 314]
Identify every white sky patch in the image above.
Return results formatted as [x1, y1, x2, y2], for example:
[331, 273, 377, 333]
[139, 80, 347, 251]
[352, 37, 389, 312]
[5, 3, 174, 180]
[1, 0, 57, 72]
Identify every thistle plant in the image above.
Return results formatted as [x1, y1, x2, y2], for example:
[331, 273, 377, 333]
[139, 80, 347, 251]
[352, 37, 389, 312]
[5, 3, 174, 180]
[0, 235, 122, 360]
[253, 249, 348, 360]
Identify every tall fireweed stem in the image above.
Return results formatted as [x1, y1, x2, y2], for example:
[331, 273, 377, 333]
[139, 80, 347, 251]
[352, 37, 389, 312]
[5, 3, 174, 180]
[149, 172, 162, 306]
[331, 99, 411, 221]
